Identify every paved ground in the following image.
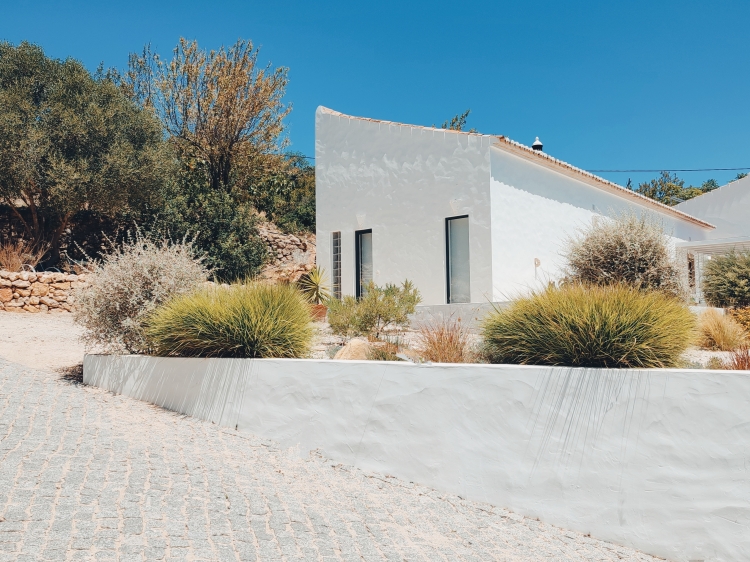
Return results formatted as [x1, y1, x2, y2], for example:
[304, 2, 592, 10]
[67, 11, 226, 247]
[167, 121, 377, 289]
[0, 360, 664, 561]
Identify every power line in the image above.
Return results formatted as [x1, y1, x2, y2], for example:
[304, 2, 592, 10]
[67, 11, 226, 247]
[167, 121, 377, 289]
[589, 167, 750, 173]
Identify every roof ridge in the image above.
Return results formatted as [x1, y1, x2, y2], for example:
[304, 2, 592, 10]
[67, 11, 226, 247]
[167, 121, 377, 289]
[317, 106, 496, 138]
[317, 106, 714, 230]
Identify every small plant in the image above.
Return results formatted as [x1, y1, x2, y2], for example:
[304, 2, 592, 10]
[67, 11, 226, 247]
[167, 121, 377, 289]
[328, 280, 421, 339]
[417, 316, 473, 363]
[145, 282, 314, 358]
[697, 309, 747, 351]
[702, 252, 750, 308]
[726, 346, 750, 370]
[367, 340, 404, 362]
[705, 356, 727, 370]
[74, 231, 208, 353]
[297, 266, 331, 304]
[481, 284, 695, 368]
[0, 240, 48, 272]
[563, 213, 683, 297]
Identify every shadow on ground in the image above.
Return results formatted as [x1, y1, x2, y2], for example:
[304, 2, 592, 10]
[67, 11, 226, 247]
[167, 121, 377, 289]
[59, 363, 84, 385]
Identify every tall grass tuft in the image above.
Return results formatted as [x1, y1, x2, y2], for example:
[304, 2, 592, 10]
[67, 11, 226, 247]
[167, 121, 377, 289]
[481, 284, 695, 368]
[145, 282, 314, 358]
[0, 240, 48, 272]
[697, 309, 747, 351]
[417, 317, 473, 363]
[726, 346, 750, 371]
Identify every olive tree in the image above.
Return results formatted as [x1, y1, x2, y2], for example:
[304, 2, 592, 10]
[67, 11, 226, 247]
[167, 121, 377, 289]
[0, 41, 169, 263]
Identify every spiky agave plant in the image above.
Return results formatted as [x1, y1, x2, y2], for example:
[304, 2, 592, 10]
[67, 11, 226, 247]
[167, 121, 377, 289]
[297, 266, 331, 305]
[145, 282, 314, 358]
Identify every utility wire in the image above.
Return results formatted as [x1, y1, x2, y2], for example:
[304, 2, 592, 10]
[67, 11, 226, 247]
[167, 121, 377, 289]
[589, 167, 750, 173]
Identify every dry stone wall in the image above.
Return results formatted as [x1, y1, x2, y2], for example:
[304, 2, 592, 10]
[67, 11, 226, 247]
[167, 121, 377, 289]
[0, 271, 87, 314]
[257, 223, 316, 283]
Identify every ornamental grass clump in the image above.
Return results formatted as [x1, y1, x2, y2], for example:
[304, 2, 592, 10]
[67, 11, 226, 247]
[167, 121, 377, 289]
[702, 251, 750, 308]
[697, 309, 747, 351]
[481, 284, 695, 368]
[563, 213, 683, 297]
[145, 282, 314, 358]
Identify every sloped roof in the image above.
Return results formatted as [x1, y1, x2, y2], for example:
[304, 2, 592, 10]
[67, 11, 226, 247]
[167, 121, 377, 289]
[317, 106, 714, 230]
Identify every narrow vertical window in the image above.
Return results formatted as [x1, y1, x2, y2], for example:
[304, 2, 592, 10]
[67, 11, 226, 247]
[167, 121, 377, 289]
[355, 229, 373, 298]
[446, 216, 470, 304]
[687, 253, 696, 291]
[331, 231, 342, 300]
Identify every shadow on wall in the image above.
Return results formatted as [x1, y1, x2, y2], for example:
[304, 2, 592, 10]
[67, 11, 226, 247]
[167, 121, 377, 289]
[84, 355, 258, 430]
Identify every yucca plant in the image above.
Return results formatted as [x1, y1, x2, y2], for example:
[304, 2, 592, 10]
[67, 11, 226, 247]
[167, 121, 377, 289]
[697, 309, 747, 351]
[297, 266, 331, 304]
[482, 283, 695, 368]
[145, 282, 314, 358]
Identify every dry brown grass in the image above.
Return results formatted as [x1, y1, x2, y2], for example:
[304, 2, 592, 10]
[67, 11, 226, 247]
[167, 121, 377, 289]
[0, 240, 47, 272]
[726, 347, 750, 371]
[698, 309, 747, 351]
[728, 307, 750, 333]
[417, 317, 473, 363]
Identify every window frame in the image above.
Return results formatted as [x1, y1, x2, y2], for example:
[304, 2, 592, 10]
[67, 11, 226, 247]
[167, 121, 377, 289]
[445, 215, 470, 304]
[355, 229, 373, 299]
[331, 231, 342, 300]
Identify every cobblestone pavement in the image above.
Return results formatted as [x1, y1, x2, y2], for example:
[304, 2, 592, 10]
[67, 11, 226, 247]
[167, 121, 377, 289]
[0, 360, 664, 562]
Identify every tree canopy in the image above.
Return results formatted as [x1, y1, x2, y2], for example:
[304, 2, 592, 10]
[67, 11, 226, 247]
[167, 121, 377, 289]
[635, 171, 720, 206]
[122, 38, 291, 192]
[0, 41, 169, 262]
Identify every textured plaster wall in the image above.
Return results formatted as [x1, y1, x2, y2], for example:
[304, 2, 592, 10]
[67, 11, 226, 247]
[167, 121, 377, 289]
[85, 356, 750, 562]
[675, 175, 750, 239]
[489, 147, 710, 299]
[315, 107, 495, 305]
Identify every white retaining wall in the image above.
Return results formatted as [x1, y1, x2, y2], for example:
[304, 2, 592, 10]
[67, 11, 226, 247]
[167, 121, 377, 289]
[84, 356, 750, 562]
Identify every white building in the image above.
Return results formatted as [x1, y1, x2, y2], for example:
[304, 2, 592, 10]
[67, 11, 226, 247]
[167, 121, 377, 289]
[675, 175, 750, 303]
[315, 106, 714, 306]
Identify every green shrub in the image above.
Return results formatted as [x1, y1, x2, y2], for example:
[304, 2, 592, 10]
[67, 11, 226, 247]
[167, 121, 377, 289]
[157, 169, 268, 282]
[481, 283, 695, 368]
[327, 280, 421, 339]
[145, 282, 314, 358]
[563, 213, 683, 297]
[74, 232, 208, 354]
[702, 251, 750, 308]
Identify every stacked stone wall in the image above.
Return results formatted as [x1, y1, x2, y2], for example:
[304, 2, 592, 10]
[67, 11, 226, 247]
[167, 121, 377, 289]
[0, 271, 87, 314]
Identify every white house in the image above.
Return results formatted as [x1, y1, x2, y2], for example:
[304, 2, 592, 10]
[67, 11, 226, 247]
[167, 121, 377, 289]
[315, 106, 714, 306]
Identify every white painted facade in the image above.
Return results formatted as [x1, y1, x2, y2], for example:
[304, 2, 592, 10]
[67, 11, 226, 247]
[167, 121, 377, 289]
[315, 107, 714, 304]
[675, 174, 750, 239]
[85, 355, 750, 562]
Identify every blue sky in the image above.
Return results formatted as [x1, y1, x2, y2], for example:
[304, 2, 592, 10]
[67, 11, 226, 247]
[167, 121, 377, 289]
[3, 0, 749, 188]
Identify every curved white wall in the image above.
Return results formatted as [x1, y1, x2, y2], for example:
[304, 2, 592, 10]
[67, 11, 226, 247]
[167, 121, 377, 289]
[85, 355, 750, 562]
[315, 107, 495, 306]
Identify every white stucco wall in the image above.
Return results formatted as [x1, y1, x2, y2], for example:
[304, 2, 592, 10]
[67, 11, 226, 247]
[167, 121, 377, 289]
[489, 147, 711, 299]
[315, 107, 495, 305]
[675, 175, 750, 239]
[85, 355, 750, 562]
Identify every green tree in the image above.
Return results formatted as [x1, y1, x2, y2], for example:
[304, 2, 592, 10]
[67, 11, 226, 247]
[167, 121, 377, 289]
[0, 41, 168, 262]
[248, 153, 315, 233]
[636, 171, 686, 205]
[156, 165, 268, 281]
[735, 172, 748, 181]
